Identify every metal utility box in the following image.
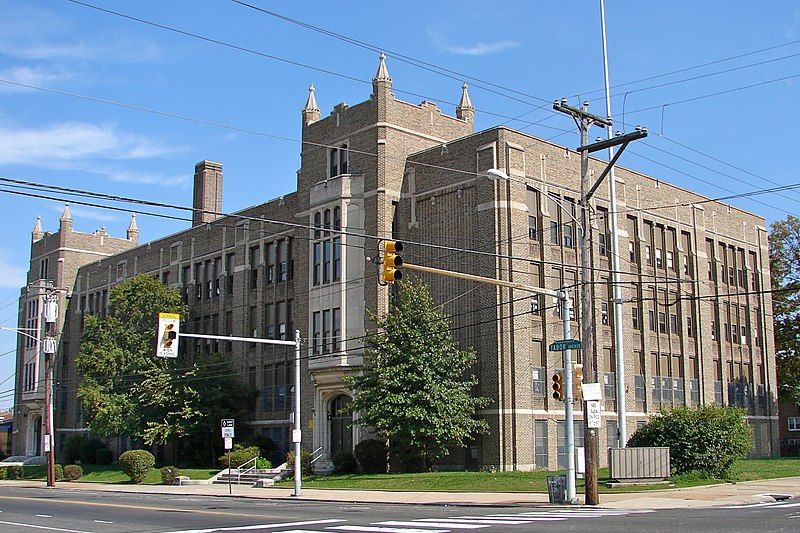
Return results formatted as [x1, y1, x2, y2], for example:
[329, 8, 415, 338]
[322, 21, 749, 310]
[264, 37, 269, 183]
[608, 447, 670, 481]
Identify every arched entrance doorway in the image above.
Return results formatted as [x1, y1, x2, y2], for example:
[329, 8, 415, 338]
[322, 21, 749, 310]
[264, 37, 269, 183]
[329, 395, 352, 456]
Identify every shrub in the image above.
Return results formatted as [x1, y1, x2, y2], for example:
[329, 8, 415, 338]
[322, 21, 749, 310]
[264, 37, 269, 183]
[354, 439, 387, 474]
[95, 448, 114, 465]
[218, 445, 260, 469]
[54, 464, 64, 481]
[63, 434, 86, 464]
[80, 438, 107, 464]
[627, 405, 753, 477]
[118, 450, 155, 484]
[5, 466, 24, 479]
[160, 466, 180, 485]
[286, 449, 313, 476]
[255, 457, 272, 470]
[63, 464, 83, 481]
[332, 452, 358, 474]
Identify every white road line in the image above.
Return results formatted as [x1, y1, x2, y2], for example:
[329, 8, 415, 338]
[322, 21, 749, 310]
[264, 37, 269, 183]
[36, 514, 53, 518]
[719, 500, 800, 509]
[161, 518, 346, 533]
[0, 520, 88, 533]
[376, 521, 489, 529]
[443, 517, 541, 524]
[328, 527, 448, 533]
[93, 520, 114, 524]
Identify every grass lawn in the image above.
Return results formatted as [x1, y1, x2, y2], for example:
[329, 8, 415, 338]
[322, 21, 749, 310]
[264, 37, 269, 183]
[16, 465, 217, 485]
[274, 457, 800, 493]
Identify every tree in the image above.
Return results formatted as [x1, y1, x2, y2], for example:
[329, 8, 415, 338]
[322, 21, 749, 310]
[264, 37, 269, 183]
[76, 275, 251, 450]
[348, 277, 491, 471]
[769, 216, 800, 402]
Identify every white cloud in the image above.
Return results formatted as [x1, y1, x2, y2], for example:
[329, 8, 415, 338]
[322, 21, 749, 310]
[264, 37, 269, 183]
[0, 65, 74, 92]
[429, 31, 520, 56]
[0, 253, 26, 289]
[104, 169, 189, 187]
[0, 122, 177, 165]
[0, 1, 164, 64]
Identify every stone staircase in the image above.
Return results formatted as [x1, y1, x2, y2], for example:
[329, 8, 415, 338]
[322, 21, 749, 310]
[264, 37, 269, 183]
[212, 465, 291, 487]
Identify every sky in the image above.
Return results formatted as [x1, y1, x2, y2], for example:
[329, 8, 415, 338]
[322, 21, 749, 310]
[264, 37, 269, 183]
[0, 0, 799, 409]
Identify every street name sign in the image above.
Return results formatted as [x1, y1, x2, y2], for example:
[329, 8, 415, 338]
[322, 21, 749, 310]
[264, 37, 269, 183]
[221, 418, 235, 439]
[548, 339, 581, 352]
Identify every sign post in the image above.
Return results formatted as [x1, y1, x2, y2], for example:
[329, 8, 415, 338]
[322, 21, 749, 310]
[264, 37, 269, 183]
[221, 419, 234, 494]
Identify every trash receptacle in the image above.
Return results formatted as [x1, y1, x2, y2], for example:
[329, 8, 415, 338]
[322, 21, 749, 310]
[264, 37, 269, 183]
[547, 474, 566, 504]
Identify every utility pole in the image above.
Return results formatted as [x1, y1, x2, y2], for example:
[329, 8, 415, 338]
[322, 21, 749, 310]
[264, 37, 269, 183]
[42, 288, 59, 488]
[553, 99, 647, 505]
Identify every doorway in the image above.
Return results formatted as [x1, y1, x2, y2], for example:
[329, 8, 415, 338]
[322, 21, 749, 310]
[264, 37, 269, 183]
[329, 395, 352, 456]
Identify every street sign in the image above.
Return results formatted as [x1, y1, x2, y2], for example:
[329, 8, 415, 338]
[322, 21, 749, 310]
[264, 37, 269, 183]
[582, 382, 602, 401]
[156, 313, 180, 358]
[221, 418, 235, 439]
[224, 437, 233, 450]
[586, 400, 602, 428]
[548, 339, 581, 352]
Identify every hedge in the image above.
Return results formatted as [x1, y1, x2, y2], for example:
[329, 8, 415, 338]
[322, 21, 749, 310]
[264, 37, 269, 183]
[627, 405, 752, 477]
[63, 464, 83, 481]
[160, 466, 180, 485]
[218, 445, 260, 469]
[354, 439, 387, 473]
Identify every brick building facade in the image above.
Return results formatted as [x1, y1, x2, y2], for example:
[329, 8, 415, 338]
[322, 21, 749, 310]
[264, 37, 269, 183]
[13, 55, 778, 470]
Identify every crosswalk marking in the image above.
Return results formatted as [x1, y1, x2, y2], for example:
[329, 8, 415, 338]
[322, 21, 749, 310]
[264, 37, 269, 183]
[719, 500, 799, 509]
[328, 526, 448, 533]
[426, 517, 554, 524]
[375, 521, 489, 529]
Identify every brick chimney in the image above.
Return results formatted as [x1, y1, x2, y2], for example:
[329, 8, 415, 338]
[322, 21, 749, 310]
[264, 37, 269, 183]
[193, 160, 223, 227]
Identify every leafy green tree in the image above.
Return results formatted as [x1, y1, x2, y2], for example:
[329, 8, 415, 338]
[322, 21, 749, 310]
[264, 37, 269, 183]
[769, 216, 800, 401]
[76, 275, 250, 449]
[348, 277, 491, 471]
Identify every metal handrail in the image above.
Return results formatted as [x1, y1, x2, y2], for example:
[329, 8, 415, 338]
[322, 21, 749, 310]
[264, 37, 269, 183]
[236, 456, 258, 483]
[309, 446, 324, 465]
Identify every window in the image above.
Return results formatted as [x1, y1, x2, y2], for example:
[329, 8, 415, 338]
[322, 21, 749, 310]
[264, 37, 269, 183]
[526, 188, 539, 241]
[312, 243, 322, 286]
[707, 260, 714, 281]
[332, 307, 341, 352]
[333, 237, 341, 281]
[601, 302, 609, 325]
[645, 246, 652, 266]
[666, 251, 674, 270]
[563, 223, 574, 248]
[532, 367, 545, 397]
[39, 258, 49, 280]
[729, 266, 736, 286]
[648, 310, 655, 332]
[322, 309, 331, 354]
[628, 241, 636, 262]
[549, 221, 559, 245]
[632, 308, 640, 330]
[711, 320, 717, 341]
[598, 233, 607, 256]
[531, 294, 541, 315]
[655, 248, 663, 269]
[740, 325, 747, 345]
[329, 144, 349, 177]
[658, 312, 666, 334]
[214, 257, 221, 296]
[225, 253, 235, 294]
[607, 420, 619, 449]
[670, 314, 678, 335]
[789, 417, 800, 432]
[687, 316, 694, 338]
[534, 420, 548, 468]
[312, 311, 321, 355]
[250, 246, 260, 289]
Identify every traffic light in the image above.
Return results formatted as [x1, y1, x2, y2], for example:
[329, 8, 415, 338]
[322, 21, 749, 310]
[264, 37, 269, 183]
[381, 240, 404, 283]
[156, 312, 180, 358]
[552, 372, 565, 401]
[573, 363, 583, 400]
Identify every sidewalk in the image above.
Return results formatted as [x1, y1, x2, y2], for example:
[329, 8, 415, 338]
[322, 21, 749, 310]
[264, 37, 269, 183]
[2, 477, 799, 509]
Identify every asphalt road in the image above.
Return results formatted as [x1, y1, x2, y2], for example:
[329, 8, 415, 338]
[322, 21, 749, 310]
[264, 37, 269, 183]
[0, 486, 798, 533]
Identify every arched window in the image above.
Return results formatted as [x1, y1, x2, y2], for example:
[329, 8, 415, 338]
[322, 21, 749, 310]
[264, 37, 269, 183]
[313, 211, 321, 239]
[333, 206, 341, 231]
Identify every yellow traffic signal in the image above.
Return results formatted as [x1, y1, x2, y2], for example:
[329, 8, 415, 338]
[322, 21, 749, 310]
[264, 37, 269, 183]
[573, 363, 583, 400]
[552, 372, 565, 401]
[381, 241, 404, 283]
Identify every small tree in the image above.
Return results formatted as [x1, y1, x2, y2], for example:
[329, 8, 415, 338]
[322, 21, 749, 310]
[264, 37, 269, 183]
[628, 405, 753, 477]
[770, 215, 800, 402]
[348, 278, 491, 471]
